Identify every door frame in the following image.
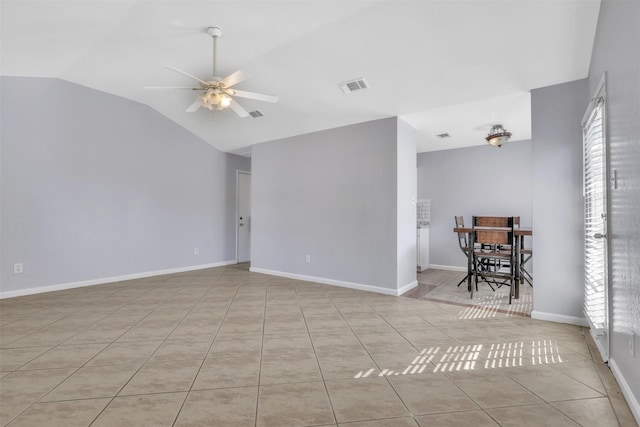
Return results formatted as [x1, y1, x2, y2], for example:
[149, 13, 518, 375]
[236, 170, 252, 263]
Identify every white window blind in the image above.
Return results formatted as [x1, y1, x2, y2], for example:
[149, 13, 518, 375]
[582, 97, 607, 331]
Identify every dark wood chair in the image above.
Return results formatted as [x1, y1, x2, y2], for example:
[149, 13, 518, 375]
[519, 235, 533, 287]
[472, 216, 516, 304]
[454, 216, 471, 288]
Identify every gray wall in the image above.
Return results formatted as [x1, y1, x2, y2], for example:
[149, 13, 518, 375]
[251, 117, 414, 292]
[0, 77, 250, 295]
[531, 79, 588, 321]
[417, 141, 533, 268]
[588, 0, 640, 414]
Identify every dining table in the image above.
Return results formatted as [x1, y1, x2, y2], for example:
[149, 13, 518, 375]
[453, 226, 532, 300]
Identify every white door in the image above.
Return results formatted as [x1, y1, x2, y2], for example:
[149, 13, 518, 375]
[237, 171, 251, 263]
[582, 75, 609, 360]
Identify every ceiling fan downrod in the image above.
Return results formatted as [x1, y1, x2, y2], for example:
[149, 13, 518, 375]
[207, 26, 222, 78]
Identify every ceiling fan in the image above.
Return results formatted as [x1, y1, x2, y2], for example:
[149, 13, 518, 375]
[145, 26, 278, 117]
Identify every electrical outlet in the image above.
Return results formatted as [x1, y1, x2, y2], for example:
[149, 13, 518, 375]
[630, 333, 635, 358]
[194, 248, 199, 255]
[14, 263, 23, 274]
[305, 255, 311, 263]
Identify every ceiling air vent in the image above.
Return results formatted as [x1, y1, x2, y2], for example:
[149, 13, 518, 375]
[436, 133, 451, 138]
[339, 78, 369, 94]
[249, 110, 264, 118]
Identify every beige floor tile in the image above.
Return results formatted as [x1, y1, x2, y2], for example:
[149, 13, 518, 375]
[0, 346, 51, 371]
[487, 403, 580, 426]
[193, 356, 261, 390]
[147, 339, 211, 362]
[0, 404, 30, 427]
[86, 341, 162, 366]
[310, 332, 366, 354]
[552, 397, 620, 427]
[209, 334, 263, 357]
[339, 417, 419, 427]
[595, 362, 622, 391]
[174, 387, 258, 427]
[326, 377, 410, 423]
[508, 369, 604, 402]
[257, 381, 335, 427]
[607, 388, 639, 427]
[260, 352, 322, 384]
[91, 392, 186, 427]
[452, 374, 543, 408]
[19, 343, 108, 370]
[316, 351, 380, 380]
[388, 373, 479, 415]
[368, 348, 429, 375]
[41, 363, 139, 401]
[10, 330, 80, 347]
[63, 326, 128, 344]
[166, 325, 218, 341]
[115, 325, 174, 342]
[0, 368, 75, 406]
[415, 410, 500, 427]
[356, 331, 412, 348]
[119, 359, 201, 395]
[263, 319, 308, 334]
[6, 398, 110, 427]
[399, 329, 459, 347]
[0, 266, 636, 427]
[262, 333, 314, 355]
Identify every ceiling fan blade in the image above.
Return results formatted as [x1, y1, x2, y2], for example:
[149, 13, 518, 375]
[229, 99, 249, 118]
[185, 100, 202, 113]
[144, 86, 200, 90]
[230, 89, 279, 103]
[162, 65, 208, 85]
[221, 70, 251, 88]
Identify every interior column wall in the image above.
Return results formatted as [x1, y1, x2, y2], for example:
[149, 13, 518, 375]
[251, 117, 407, 294]
[530, 78, 588, 323]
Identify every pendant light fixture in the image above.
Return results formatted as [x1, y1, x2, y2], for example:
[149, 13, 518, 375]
[486, 124, 512, 147]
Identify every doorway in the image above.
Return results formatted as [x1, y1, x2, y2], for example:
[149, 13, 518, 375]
[582, 74, 609, 361]
[237, 171, 251, 263]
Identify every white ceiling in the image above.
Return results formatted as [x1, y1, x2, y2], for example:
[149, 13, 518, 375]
[1, 0, 601, 154]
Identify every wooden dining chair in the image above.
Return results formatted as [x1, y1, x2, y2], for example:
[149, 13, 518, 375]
[473, 216, 515, 273]
[519, 236, 533, 287]
[454, 216, 471, 288]
[472, 216, 516, 304]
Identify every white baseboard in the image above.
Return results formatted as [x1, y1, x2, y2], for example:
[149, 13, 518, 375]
[0, 260, 237, 299]
[609, 358, 640, 425]
[427, 264, 467, 272]
[249, 267, 414, 297]
[530, 310, 588, 326]
[397, 280, 418, 295]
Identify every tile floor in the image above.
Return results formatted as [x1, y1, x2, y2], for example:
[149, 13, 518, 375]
[407, 268, 533, 317]
[0, 265, 636, 426]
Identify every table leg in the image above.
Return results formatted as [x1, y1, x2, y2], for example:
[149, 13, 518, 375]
[514, 235, 521, 299]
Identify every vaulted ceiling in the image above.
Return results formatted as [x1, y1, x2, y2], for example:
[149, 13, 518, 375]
[1, 0, 601, 154]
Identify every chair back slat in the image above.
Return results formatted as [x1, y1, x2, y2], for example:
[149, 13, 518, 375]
[474, 229, 513, 245]
[474, 216, 513, 227]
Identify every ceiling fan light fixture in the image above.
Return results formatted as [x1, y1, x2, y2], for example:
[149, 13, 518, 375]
[220, 94, 232, 108]
[199, 90, 232, 111]
[486, 124, 512, 147]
